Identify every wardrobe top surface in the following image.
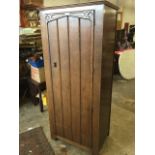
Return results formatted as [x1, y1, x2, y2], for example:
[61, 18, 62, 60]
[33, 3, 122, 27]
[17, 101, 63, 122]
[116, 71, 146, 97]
[39, 1, 119, 12]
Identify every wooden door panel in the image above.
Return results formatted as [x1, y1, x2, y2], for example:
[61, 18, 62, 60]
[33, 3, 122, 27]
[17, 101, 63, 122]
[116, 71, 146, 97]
[80, 18, 93, 147]
[69, 17, 81, 143]
[58, 17, 72, 140]
[46, 9, 95, 147]
[48, 21, 64, 136]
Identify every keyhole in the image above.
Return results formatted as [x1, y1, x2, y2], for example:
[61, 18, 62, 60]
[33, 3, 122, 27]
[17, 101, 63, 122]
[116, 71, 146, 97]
[53, 62, 57, 67]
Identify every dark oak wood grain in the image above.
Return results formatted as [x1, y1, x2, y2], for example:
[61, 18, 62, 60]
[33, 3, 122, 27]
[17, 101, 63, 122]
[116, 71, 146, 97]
[92, 5, 104, 155]
[48, 20, 64, 136]
[99, 5, 117, 149]
[69, 17, 81, 143]
[80, 18, 93, 147]
[40, 1, 118, 155]
[40, 14, 56, 138]
[58, 17, 73, 140]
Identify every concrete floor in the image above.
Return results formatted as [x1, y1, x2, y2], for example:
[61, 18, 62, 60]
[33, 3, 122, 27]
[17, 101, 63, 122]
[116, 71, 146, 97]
[20, 75, 135, 155]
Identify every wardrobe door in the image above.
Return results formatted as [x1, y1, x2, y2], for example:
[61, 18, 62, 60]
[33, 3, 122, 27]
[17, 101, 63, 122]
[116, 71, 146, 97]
[46, 8, 95, 147]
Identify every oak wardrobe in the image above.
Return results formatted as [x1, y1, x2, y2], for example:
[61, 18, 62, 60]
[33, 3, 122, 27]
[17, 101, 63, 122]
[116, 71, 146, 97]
[39, 1, 118, 154]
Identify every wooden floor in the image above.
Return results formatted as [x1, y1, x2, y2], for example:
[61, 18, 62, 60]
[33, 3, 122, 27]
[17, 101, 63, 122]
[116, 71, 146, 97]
[20, 75, 135, 155]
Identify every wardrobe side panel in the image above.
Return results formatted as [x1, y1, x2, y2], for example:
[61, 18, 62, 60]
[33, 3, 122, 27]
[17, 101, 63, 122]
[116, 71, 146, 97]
[99, 6, 117, 149]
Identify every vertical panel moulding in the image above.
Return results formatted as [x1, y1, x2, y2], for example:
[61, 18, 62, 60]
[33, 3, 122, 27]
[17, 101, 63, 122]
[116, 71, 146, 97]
[90, 16, 95, 148]
[56, 19, 65, 137]
[67, 16, 73, 140]
[79, 18, 82, 145]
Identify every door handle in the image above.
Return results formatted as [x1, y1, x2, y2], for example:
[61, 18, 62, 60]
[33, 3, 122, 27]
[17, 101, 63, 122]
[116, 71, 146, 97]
[53, 62, 57, 68]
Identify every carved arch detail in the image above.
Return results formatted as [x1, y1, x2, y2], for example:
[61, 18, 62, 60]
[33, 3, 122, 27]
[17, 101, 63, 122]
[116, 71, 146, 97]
[45, 10, 95, 24]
